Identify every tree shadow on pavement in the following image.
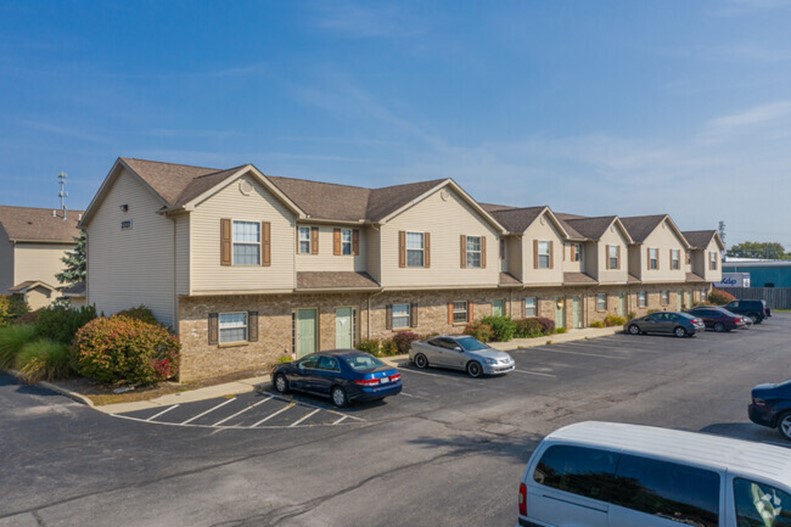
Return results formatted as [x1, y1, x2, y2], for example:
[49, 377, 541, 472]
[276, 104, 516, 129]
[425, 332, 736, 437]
[407, 429, 545, 465]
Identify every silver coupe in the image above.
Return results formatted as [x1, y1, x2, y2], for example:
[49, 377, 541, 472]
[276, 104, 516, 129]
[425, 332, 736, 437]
[408, 335, 515, 377]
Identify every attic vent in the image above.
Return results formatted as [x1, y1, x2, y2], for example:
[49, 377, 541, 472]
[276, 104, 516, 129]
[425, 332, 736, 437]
[239, 180, 254, 196]
[440, 189, 449, 201]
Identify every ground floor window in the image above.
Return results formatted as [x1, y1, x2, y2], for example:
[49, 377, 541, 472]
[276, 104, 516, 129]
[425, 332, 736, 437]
[453, 301, 468, 323]
[661, 290, 669, 306]
[596, 293, 607, 311]
[392, 303, 411, 329]
[700, 288, 709, 302]
[524, 297, 537, 317]
[492, 299, 505, 317]
[638, 291, 647, 308]
[219, 312, 248, 343]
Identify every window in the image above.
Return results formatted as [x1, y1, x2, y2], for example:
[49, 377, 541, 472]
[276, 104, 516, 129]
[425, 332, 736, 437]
[686, 251, 691, 265]
[406, 232, 424, 267]
[533, 445, 619, 501]
[466, 236, 482, 268]
[734, 478, 791, 527]
[671, 249, 680, 270]
[453, 301, 468, 323]
[524, 297, 537, 317]
[571, 243, 582, 262]
[341, 228, 352, 255]
[492, 299, 505, 317]
[298, 226, 310, 254]
[219, 312, 248, 343]
[596, 293, 607, 311]
[649, 248, 659, 270]
[661, 290, 669, 305]
[709, 251, 718, 270]
[500, 238, 506, 260]
[701, 288, 708, 302]
[392, 303, 411, 329]
[608, 245, 619, 269]
[638, 291, 647, 308]
[538, 241, 550, 269]
[233, 221, 260, 265]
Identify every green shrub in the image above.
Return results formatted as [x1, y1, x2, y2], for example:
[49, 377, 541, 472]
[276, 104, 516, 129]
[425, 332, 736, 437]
[276, 355, 293, 364]
[0, 324, 36, 369]
[356, 339, 381, 355]
[604, 315, 627, 327]
[380, 339, 399, 356]
[392, 331, 420, 354]
[15, 339, 70, 383]
[536, 317, 555, 334]
[589, 320, 605, 328]
[0, 295, 30, 326]
[72, 316, 180, 385]
[480, 315, 516, 342]
[113, 305, 159, 326]
[13, 309, 42, 326]
[464, 321, 494, 342]
[555, 327, 568, 334]
[627, 311, 636, 321]
[708, 289, 735, 305]
[514, 318, 544, 338]
[35, 305, 97, 345]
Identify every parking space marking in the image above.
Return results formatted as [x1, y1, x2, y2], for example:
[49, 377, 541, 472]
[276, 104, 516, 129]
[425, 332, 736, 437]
[212, 397, 272, 426]
[333, 415, 349, 425]
[250, 402, 295, 427]
[400, 368, 460, 379]
[146, 404, 179, 422]
[290, 408, 321, 427]
[180, 397, 237, 425]
[522, 347, 628, 360]
[512, 369, 556, 378]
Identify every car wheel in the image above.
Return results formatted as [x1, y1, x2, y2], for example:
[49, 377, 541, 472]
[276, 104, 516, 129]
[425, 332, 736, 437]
[673, 326, 687, 338]
[273, 373, 289, 394]
[331, 386, 348, 408]
[714, 322, 725, 333]
[414, 353, 429, 369]
[466, 361, 483, 378]
[627, 324, 641, 335]
[779, 413, 791, 440]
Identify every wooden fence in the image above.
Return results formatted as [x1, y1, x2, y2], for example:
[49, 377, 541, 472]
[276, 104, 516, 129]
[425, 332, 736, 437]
[720, 287, 791, 309]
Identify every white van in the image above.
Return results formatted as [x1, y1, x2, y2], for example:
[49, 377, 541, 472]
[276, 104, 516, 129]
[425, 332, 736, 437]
[517, 421, 791, 527]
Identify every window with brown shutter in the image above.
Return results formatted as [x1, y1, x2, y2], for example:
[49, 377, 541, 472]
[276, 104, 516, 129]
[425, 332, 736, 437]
[248, 311, 259, 342]
[424, 232, 431, 268]
[352, 229, 360, 256]
[605, 245, 611, 270]
[570, 244, 576, 262]
[616, 245, 621, 269]
[481, 237, 487, 269]
[311, 226, 319, 254]
[220, 219, 232, 266]
[410, 303, 418, 328]
[447, 302, 454, 324]
[386, 304, 393, 330]
[208, 313, 219, 345]
[333, 228, 341, 256]
[467, 302, 474, 323]
[262, 222, 271, 266]
[647, 247, 651, 270]
[549, 241, 554, 268]
[533, 239, 539, 269]
[398, 231, 406, 268]
[460, 235, 466, 268]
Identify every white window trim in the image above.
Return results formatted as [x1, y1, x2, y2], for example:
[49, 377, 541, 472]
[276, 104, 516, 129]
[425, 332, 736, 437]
[406, 231, 425, 268]
[709, 251, 718, 270]
[596, 293, 607, 312]
[538, 240, 550, 269]
[608, 245, 619, 269]
[661, 290, 669, 306]
[298, 226, 311, 254]
[649, 248, 658, 270]
[341, 228, 353, 256]
[219, 312, 248, 344]
[638, 291, 647, 308]
[524, 297, 537, 317]
[466, 236, 482, 269]
[452, 300, 468, 324]
[572, 243, 582, 263]
[232, 220, 261, 266]
[671, 249, 680, 270]
[392, 303, 411, 329]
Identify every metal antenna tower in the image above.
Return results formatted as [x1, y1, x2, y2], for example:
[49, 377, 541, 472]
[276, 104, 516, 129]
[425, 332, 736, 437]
[58, 171, 68, 220]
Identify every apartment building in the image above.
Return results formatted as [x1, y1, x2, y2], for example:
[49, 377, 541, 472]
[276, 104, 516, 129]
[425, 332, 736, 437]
[80, 158, 722, 381]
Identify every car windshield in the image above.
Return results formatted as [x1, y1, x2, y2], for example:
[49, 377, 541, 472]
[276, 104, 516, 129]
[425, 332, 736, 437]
[344, 354, 385, 372]
[456, 336, 489, 352]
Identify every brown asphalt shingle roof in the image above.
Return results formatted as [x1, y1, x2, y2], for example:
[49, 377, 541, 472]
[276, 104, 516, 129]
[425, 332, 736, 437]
[686, 272, 707, 283]
[499, 272, 522, 287]
[490, 206, 547, 233]
[620, 215, 667, 243]
[564, 216, 619, 241]
[296, 272, 380, 290]
[122, 158, 218, 205]
[682, 230, 717, 249]
[267, 176, 370, 221]
[0, 206, 82, 243]
[174, 166, 249, 207]
[366, 179, 446, 222]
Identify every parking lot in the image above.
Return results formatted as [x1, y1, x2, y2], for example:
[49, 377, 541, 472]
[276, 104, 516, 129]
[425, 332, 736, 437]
[2, 315, 789, 527]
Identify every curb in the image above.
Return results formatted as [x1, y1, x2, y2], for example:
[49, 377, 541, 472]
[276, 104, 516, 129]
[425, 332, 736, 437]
[5, 369, 95, 408]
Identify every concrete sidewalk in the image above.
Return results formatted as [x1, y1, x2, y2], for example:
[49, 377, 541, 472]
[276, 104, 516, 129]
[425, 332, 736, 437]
[44, 326, 621, 414]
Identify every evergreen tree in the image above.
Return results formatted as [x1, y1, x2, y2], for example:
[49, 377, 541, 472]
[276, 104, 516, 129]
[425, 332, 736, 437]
[56, 230, 86, 285]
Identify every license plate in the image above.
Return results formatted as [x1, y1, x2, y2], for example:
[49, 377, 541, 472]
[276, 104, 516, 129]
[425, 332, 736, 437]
[380, 376, 389, 384]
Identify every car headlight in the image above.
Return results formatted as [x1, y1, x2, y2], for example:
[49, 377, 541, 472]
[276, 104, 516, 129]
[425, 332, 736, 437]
[483, 358, 497, 365]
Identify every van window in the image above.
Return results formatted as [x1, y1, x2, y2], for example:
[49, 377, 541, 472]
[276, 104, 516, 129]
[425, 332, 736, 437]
[734, 477, 791, 526]
[533, 445, 619, 501]
[611, 455, 719, 527]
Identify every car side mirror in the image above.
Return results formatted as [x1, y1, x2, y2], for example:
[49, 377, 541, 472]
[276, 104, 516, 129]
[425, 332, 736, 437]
[454, 346, 463, 352]
[297, 363, 304, 370]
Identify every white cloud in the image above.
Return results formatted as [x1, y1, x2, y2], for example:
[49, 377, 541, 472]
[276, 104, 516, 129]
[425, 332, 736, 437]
[701, 100, 791, 144]
[312, 1, 426, 39]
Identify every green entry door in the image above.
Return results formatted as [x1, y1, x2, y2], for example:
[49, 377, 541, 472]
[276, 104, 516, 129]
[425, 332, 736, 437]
[572, 296, 581, 329]
[555, 297, 565, 329]
[618, 293, 627, 316]
[296, 308, 318, 358]
[335, 307, 353, 349]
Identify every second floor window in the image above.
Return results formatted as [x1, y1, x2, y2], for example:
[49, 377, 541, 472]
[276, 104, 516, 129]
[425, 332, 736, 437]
[648, 248, 659, 270]
[233, 221, 260, 265]
[686, 251, 691, 265]
[608, 245, 619, 270]
[341, 228, 352, 255]
[571, 243, 582, 262]
[671, 249, 680, 270]
[538, 241, 550, 268]
[406, 232, 424, 267]
[298, 227, 310, 254]
[709, 251, 718, 270]
[466, 236, 482, 268]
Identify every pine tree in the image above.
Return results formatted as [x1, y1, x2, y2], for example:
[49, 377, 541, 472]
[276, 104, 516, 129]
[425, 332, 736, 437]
[56, 230, 86, 285]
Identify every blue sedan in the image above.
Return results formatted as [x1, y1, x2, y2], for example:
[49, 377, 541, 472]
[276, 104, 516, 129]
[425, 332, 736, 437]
[271, 350, 402, 407]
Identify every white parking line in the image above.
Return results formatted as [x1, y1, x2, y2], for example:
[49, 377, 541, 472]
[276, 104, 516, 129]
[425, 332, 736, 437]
[180, 397, 237, 425]
[212, 396, 272, 426]
[333, 415, 349, 425]
[523, 347, 628, 360]
[250, 402, 295, 427]
[290, 408, 321, 427]
[400, 368, 457, 379]
[512, 369, 556, 378]
[146, 404, 179, 421]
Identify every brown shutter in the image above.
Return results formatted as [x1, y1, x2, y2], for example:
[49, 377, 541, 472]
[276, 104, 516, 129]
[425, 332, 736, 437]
[398, 231, 406, 268]
[352, 229, 360, 256]
[410, 302, 418, 328]
[533, 239, 539, 269]
[549, 241, 554, 269]
[616, 245, 621, 270]
[385, 304, 393, 330]
[295, 228, 300, 253]
[262, 222, 271, 266]
[423, 232, 431, 268]
[522, 298, 526, 318]
[570, 244, 576, 262]
[448, 302, 453, 324]
[605, 245, 611, 270]
[460, 235, 467, 268]
[481, 236, 487, 269]
[208, 313, 219, 345]
[310, 226, 319, 255]
[248, 311, 259, 342]
[647, 248, 651, 270]
[333, 228, 341, 256]
[220, 219, 232, 266]
[656, 248, 660, 269]
[669, 249, 672, 269]
[467, 302, 474, 323]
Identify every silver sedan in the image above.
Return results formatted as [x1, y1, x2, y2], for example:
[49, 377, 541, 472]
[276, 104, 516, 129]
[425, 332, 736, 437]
[408, 335, 515, 377]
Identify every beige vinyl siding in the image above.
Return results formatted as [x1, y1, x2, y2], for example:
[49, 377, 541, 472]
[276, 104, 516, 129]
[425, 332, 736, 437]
[702, 238, 722, 282]
[598, 226, 629, 284]
[637, 219, 688, 283]
[521, 212, 564, 285]
[175, 214, 190, 295]
[24, 285, 54, 311]
[561, 242, 583, 273]
[0, 229, 13, 293]
[380, 188, 500, 288]
[366, 227, 381, 282]
[86, 167, 176, 327]
[14, 242, 74, 288]
[295, 225, 367, 272]
[506, 236, 523, 281]
[583, 241, 598, 277]
[190, 174, 296, 292]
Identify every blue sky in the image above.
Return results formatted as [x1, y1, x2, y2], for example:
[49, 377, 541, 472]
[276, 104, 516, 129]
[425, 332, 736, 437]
[2, 0, 791, 247]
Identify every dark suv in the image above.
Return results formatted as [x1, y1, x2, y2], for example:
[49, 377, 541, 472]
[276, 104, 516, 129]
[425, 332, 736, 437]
[724, 299, 771, 323]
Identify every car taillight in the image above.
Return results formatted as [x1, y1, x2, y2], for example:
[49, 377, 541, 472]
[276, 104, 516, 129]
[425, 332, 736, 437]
[518, 482, 527, 516]
[754, 398, 766, 408]
[354, 378, 379, 386]
[390, 373, 401, 382]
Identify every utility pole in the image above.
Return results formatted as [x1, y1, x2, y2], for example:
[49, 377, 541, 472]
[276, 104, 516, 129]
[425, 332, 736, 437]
[58, 171, 68, 220]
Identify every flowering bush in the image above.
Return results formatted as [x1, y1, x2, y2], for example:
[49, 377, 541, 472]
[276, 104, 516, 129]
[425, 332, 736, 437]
[113, 305, 159, 326]
[72, 316, 180, 385]
[392, 331, 421, 354]
[535, 317, 556, 334]
[356, 339, 381, 355]
[708, 289, 736, 305]
[464, 321, 494, 342]
[604, 315, 627, 327]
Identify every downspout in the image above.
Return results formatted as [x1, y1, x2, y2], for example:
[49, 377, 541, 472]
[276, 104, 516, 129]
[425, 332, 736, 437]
[172, 216, 179, 335]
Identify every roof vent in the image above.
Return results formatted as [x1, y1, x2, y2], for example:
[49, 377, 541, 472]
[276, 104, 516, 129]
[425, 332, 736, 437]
[52, 210, 57, 217]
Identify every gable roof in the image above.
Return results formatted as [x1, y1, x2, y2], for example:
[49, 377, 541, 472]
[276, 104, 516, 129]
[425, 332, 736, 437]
[490, 206, 569, 238]
[682, 230, 724, 251]
[0, 205, 82, 243]
[122, 158, 219, 205]
[562, 215, 634, 244]
[620, 214, 689, 248]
